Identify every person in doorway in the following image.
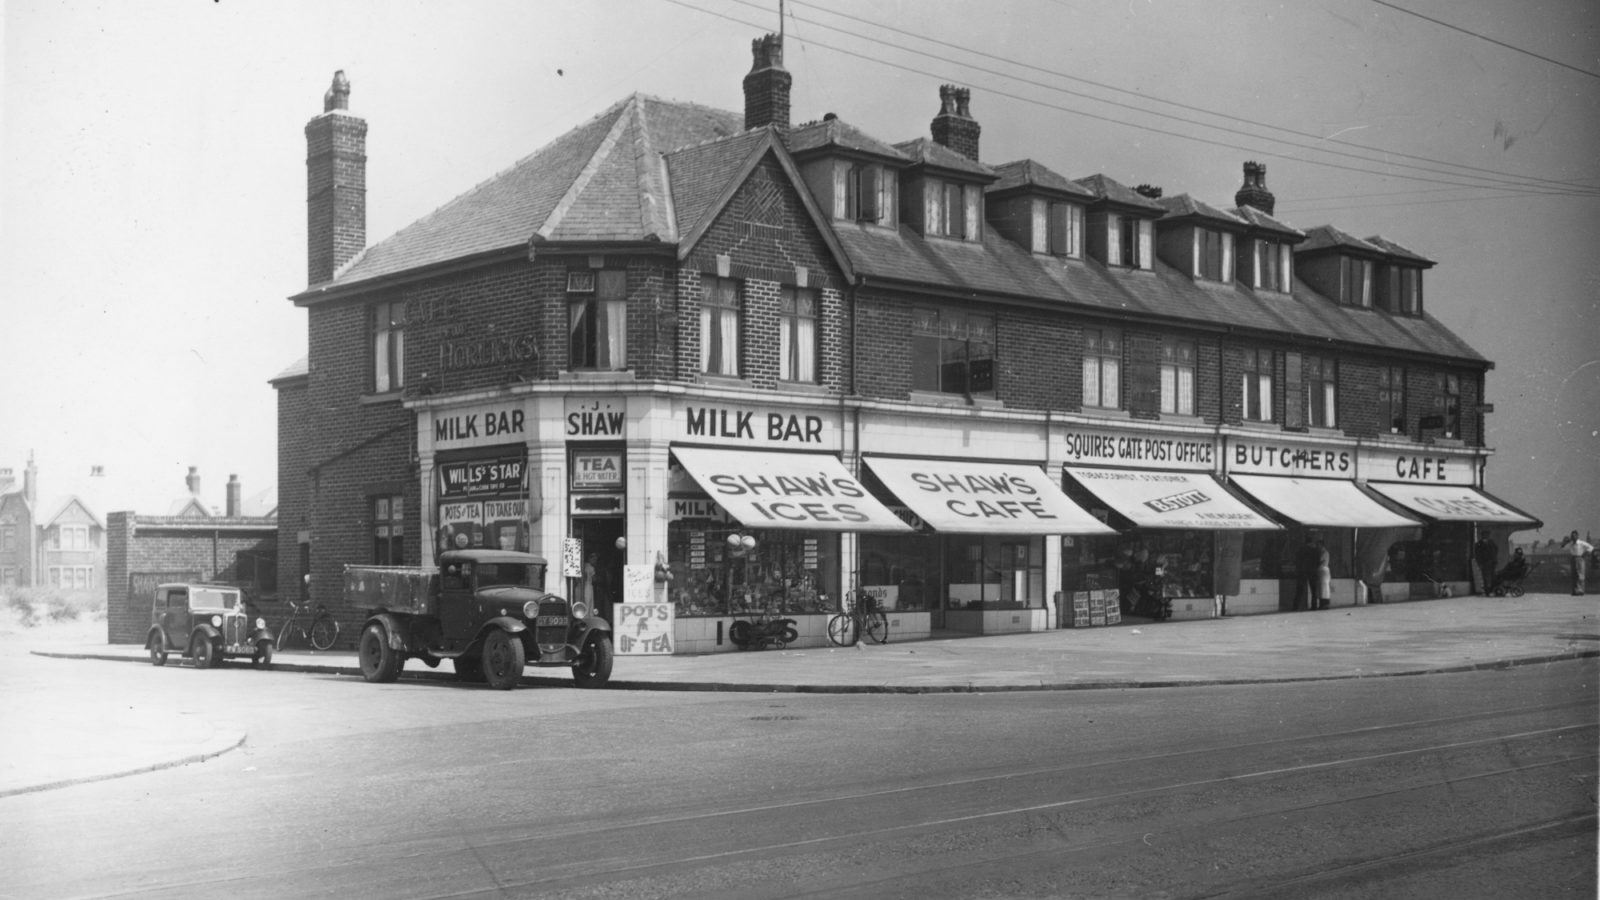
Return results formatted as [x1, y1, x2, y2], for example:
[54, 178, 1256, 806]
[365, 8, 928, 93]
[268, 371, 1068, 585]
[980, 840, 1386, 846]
[1316, 537, 1332, 610]
[1294, 534, 1321, 612]
[1561, 531, 1594, 596]
[1473, 533, 1499, 596]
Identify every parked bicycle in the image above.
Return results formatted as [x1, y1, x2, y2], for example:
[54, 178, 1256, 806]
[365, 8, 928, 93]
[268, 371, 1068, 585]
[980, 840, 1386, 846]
[827, 589, 889, 647]
[275, 599, 341, 651]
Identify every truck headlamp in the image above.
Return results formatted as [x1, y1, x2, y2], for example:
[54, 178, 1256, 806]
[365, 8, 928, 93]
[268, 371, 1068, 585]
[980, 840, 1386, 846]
[522, 601, 539, 620]
[570, 599, 590, 620]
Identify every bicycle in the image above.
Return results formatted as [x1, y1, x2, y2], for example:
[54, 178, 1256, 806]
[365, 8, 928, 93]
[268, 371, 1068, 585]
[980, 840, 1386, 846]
[275, 599, 341, 651]
[827, 589, 889, 647]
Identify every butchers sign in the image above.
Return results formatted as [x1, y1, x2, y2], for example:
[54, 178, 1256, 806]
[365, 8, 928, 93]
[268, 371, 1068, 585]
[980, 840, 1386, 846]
[1229, 439, 1353, 478]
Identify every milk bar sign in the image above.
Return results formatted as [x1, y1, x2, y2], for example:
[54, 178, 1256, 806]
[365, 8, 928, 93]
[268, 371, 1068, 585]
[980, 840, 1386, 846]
[682, 404, 829, 446]
[433, 403, 526, 449]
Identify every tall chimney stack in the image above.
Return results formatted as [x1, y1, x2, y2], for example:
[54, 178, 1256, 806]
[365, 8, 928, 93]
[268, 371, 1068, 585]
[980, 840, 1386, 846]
[930, 85, 981, 161]
[23, 452, 37, 506]
[226, 474, 242, 517]
[742, 34, 792, 133]
[1234, 161, 1276, 216]
[305, 70, 367, 285]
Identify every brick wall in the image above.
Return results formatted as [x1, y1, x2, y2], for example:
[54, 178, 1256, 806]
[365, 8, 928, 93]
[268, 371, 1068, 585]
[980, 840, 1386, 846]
[305, 111, 367, 286]
[104, 513, 276, 644]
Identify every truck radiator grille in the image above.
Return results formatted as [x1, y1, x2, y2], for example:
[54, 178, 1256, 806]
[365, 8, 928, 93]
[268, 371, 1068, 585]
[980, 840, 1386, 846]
[534, 601, 570, 652]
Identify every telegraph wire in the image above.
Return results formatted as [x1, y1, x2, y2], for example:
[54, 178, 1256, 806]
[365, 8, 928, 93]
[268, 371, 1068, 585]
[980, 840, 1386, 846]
[664, 0, 1599, 201]
[1369, 0, 1600, 82]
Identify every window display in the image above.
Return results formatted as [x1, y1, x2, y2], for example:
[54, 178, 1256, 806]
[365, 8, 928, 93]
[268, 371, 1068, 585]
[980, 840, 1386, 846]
[666, 519, 838, 617]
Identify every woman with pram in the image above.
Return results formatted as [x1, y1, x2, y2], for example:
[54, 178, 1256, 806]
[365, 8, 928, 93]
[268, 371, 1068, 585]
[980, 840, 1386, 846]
[1488, 548, 1530, 596]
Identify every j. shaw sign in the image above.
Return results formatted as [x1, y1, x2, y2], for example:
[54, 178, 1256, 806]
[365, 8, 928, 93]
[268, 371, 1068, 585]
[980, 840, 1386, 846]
[566, 398, 626, 439]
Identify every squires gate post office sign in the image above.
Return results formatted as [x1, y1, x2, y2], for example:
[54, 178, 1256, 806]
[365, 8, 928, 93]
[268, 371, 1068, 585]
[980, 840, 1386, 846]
[1059, 429, 1216, 471]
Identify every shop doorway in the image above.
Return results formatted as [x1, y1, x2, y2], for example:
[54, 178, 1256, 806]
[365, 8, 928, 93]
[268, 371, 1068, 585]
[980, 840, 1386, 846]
[569, 517, 626, 624]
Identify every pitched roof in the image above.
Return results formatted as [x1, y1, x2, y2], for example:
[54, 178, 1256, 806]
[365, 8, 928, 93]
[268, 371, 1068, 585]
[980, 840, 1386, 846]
[1072, 174, 1168, 213]
[1298, 224, 1384, 256]
[787, 117, 910, 161]
[1364, 235, 1435, 266]
[988, 159, 1098, 201]
[311, 95, 743, 293]
[665, 129, 774, 242]
[893, 138, 996, 179]
[1155, 194, 1247, 227]
[1231, 205, 1306, 240]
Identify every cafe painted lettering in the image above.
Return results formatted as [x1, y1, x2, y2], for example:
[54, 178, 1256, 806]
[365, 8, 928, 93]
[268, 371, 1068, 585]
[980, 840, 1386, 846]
[1394, 456, 1451, 482]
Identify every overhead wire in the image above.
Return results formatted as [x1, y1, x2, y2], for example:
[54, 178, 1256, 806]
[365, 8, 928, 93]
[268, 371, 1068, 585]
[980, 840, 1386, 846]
[661, 0, 1599, 203]
[1368, 0, 1600, 82]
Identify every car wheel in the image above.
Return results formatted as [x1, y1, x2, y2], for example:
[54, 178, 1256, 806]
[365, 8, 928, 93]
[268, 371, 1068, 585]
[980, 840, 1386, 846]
[192, 635, 218, 669]
[358, 623, 402, 683]
[481, 630, 525, 690]
[572, 632, 614, 689]
[452, 655, 485, 682]
[149, 632, 168, 667]
[251, 641, 273, 670]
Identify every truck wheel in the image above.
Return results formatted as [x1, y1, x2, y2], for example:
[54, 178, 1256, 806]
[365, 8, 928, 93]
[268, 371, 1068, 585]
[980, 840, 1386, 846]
[452, 655, 485, 682]
[251, 641, 273, 670]
[359, 623, 402, 683]
[149, 632, 168, 667]
[192, 634, 219, 669]
[481, 630, 525, 690]
[572, 632, 614, 688]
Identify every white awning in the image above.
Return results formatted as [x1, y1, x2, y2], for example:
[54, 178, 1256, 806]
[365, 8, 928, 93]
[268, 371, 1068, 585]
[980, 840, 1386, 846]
[1230, 475, 1421, 528]
[1364, 483, 1540, 526]
[1065, 467, 1279, 530]
[671, 447, 912, 532]
[863, 457, 1116, 535]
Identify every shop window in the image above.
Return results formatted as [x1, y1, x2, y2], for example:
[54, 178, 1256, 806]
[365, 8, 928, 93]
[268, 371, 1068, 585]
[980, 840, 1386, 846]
[700, 277, 741, 376]
[568, 270, 627, 370]
[1378, 366, 1406, 433]
[1306, 355, 1337, 428]
[1241, 348, 1274, 422]
[857, 532, 940, 612]
[911, 307, 995, 397]
[1159, 338, 1195, 416]
[372, 300, 405, 393]
[944, 535, 1044, 609]
[665, 520, 838, 617]
[778, 287, 817, 383]
[1082, 328, 1122, 409]
[1434, 372, 1461, 438]
[372, 495, 404, 566]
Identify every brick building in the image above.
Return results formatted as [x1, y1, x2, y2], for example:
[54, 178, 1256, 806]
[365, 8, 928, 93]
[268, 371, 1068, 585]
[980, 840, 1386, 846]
[276, 39, 1536, 653]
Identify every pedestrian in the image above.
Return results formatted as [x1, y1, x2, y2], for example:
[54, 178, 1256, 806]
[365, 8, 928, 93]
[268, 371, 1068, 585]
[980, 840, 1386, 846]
[1473, 533, 1499, 596]
[1294, 533, 1321, 612]
[1561, 531, 1595, 596]
[1316, 537, 1332, 610]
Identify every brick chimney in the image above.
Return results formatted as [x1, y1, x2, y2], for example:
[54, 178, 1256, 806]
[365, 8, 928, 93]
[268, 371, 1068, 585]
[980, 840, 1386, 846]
[23, 453, 37, 506]
[226, 474, 242, 517]
[1235, 161, 1275, 216]
[930, 85, 980, 161]
[305, 70, 367, 285]
[186, 466, 201, 497]
[743, 34, 792, 133]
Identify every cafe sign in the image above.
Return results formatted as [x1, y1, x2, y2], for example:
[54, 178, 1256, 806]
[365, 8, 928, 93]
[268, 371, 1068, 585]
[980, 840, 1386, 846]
[1359, 447, 1477, 485]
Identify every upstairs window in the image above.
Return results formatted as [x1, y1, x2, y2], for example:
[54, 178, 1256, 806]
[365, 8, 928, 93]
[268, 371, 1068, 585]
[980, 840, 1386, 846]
[1082, 328, 1122, 409]
[1046, 201, 1083, 258]
[1, 525, 15, 553]
[51, 524, 90, 550]
[700, 277, 742, 377]
[912, 307, 995, 396]
[1434, 373, 1460, 439]
[1196, 228, 1234, 282]
[1107, 214, 1153, 269]
[778, 287, 817, 383]
[373, 300, 406, 393]
[1339, 256, 1372, 307]
[1305, 355, 1337, 428]
[927, 179, 980, 240]
[568, 270, 627, 370]
[1255, 238, 1293, 292]
[1242, 349, 1274, 422]
[1377, 265, 1423, 315]
[841, 162, 894, 224]
[373, 496, 404, 566]
[1159, 338, 1196, 416]
[1377, 365, 1406, 434]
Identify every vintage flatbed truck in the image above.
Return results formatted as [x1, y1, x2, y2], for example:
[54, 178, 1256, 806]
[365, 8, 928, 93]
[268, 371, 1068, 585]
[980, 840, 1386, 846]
[345, 549, 613, 690]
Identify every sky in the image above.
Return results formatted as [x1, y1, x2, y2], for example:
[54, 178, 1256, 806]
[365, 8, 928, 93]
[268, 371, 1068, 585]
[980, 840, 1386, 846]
[2, 0, 1596, 539]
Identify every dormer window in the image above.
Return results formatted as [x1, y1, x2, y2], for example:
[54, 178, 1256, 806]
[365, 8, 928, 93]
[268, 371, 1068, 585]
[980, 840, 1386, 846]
[926, 178, 981, 240]
[1253, 238, 1293, 292]
[1106, 213, 1153, 269]
[1047, 201, 1083, 258]
[1196, 228, 1234, 282]
[835, 161, 895, 226]
[1376, 264, 1423, 315]
[1338, 256, 1372, 307]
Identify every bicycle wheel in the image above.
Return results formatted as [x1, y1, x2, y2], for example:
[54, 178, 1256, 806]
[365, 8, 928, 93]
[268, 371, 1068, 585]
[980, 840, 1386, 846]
[864, 610, 890, 644]
[827, 613, 858, 647]
[274, 617, 295, 651]
[309, 614, 339, 651]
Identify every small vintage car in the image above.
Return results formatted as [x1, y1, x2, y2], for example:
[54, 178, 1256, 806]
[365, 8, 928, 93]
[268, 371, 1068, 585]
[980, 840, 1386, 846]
[146, 583, 276, 669]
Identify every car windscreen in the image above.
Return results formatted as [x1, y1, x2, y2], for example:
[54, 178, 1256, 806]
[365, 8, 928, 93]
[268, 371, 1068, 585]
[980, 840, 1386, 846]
[475, 564, 532, 589]
[191, 588, 239, 610]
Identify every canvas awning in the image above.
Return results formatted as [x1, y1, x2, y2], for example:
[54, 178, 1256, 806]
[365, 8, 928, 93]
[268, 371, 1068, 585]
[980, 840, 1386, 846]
[1229, 475, 1421, 528]
[862, 457, 1116, 535]
[1064, 467, 1279, 530]
[670, 447, 912, 532]
[1363, 483, 1541, 527]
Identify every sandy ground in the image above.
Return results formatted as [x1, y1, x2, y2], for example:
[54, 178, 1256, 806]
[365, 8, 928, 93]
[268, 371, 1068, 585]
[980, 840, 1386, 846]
[0, 610, 107, 652]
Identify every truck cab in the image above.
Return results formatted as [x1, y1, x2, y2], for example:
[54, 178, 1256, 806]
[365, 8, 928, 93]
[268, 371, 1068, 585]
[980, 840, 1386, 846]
[348, 550, 613, 690]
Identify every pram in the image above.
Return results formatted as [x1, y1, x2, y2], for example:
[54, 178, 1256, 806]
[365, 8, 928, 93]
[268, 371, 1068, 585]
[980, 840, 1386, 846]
[1488, 559, 1538, 597]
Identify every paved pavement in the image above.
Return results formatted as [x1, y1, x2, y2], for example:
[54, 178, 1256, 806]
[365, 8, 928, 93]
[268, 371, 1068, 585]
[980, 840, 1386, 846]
[8, 593, 1597, 798]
